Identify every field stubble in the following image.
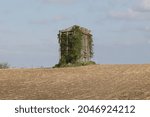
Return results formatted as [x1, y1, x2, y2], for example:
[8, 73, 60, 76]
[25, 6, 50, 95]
[0, 64, 150, 100]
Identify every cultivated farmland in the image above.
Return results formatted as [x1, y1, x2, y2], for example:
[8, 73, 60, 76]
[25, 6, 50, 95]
[0, 64, 150, 100]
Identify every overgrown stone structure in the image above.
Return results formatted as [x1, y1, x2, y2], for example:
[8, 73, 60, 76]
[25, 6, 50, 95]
[57, 25, 94, 66]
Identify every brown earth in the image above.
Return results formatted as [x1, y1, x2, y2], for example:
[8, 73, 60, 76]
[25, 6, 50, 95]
[0, 64, 150, 100]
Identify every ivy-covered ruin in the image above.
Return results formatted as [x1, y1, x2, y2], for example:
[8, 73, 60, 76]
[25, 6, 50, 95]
[55, 25, 95, 67]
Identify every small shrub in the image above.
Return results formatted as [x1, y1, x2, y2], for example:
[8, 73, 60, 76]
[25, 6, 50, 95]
[0, 63, 10, 69]
[53, 61, 96, 68]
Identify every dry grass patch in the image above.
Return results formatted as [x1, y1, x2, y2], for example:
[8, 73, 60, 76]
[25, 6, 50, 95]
[0, 64, 150, 99]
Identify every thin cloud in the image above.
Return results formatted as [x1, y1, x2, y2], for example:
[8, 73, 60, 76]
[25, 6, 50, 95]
[111, 25, 150, 33]
[109, 11, 150, 21]
[0, 49, 22, 55]
[29, 19, 49, 25]
[109, 0, 150, 21]
[51, 15, 66, 22]
[39, 0, 75, 4]
[29, 15, 66, 25]
[0, 28, 16, 34]
[134, 0, 150, 12]
[109, 9, 138, 20]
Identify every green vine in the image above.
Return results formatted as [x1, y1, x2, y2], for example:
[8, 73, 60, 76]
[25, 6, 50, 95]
[88, 35, 94, 58]
[68, 26, 82, 63]
[55, 25, 94, 68]
[59, 32, 67, 64]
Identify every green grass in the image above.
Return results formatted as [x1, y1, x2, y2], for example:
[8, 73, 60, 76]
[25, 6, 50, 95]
[53, 61, 96, 68]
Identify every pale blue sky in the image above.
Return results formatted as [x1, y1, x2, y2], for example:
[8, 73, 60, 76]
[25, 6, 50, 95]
[0, 0, 150, 67]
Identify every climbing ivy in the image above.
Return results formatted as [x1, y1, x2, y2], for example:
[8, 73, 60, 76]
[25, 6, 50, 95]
[88, 35, 94, 58]
[55, 25, 94, 68]
[68, 26, 82, 63]
[59, 32, 68, 64]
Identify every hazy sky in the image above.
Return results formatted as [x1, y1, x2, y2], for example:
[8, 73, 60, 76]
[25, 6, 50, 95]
[0, 0, 150, 67]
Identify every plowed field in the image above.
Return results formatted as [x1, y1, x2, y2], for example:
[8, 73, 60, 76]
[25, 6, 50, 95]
[0, 64, 150, 100]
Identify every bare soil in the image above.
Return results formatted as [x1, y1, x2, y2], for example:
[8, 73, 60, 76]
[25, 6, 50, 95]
[0, 64, 150, 100]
